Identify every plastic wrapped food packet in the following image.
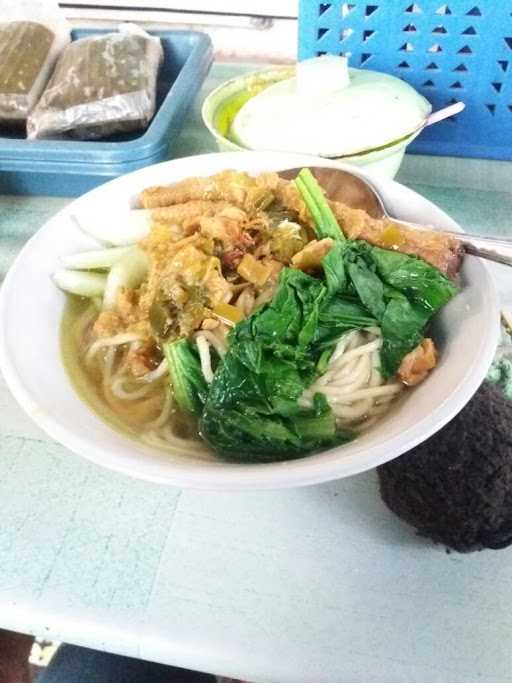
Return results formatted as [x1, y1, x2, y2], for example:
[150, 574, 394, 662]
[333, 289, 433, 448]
[0, 0, 70, 124]
[27, 24, 163, 140]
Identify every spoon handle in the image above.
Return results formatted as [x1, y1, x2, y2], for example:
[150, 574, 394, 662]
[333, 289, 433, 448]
[429, 229, 512, 267]
[460, 235, 512, 267]
[396, 219, 512, 267]
[425, 102, 465, 127]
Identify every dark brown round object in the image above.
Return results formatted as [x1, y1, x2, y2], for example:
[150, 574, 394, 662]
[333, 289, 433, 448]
[378, 382, 512, 552]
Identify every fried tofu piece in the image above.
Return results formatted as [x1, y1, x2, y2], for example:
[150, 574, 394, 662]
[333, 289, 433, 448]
[273, 176, 462, 278]
[291, 238, 334, 271]
[140, 171, 275, 214]
[398, 338, 438, 386]
[150, 200, 233, 225]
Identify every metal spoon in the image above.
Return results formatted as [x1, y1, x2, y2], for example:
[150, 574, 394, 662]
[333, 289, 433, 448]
[279, 166, 512, 268]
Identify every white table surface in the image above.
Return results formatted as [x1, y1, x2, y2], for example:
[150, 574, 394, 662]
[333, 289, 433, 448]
[1, 63, 512, 683]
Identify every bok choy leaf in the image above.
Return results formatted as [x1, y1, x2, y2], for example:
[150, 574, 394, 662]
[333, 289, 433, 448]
[164, 339, 208, 415]
[200, 268, 354, 461]
[294, 168, 345, 241]
[340, 241, 458, 376]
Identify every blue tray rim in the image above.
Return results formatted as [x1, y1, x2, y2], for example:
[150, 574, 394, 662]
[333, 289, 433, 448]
[0, 29, 213, 165]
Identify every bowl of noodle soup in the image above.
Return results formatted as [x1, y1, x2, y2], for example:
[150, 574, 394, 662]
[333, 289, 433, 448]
[0, 152, 499, 489]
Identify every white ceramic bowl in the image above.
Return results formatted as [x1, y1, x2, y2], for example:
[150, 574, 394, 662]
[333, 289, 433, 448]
[0, 152, 500, 490]
[201, 68, 425, 179]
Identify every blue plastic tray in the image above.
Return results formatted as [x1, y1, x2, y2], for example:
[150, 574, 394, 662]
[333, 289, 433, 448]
[0, 29, 213, 196]
[298, 1, 512, 161]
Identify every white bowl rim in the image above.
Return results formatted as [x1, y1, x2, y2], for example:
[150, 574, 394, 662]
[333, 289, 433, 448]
[0, 151, 500, 490]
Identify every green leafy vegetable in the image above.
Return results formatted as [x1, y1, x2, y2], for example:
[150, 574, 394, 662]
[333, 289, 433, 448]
[347, 260, 386, 320]
[340, 242, 458, 376]
[380, 296, 430, 376]
[315, 297, 378, 349]
[294, 168, 345, 241]
[200, 269, 354, 461]
[322, 242, 346, 294]
[293, 169, 457, 370]
[164, 339, 208, 415]
[370, 246, 458, 311]
[200, 237, 458, 461]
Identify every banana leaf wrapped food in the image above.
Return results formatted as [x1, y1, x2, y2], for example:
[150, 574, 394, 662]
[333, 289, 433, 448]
[0, 21, 61, 123]
[27, 27, 163, 140]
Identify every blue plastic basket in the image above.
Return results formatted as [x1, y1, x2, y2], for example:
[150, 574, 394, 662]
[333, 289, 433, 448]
[0, 29, 213, 196]
[298, 0, 512, 160]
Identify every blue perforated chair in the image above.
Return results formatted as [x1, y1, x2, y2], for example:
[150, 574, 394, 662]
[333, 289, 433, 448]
[298, 0, 512, 160]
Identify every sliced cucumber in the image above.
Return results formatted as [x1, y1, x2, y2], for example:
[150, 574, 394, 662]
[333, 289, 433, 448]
[103, 247, 149, 310]
[61, 246, 133, 270]
[73, 209, 152, 246]
[53, 269, 107, 298]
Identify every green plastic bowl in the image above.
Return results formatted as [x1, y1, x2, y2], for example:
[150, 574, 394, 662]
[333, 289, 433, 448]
[201, 66, 425, 179]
